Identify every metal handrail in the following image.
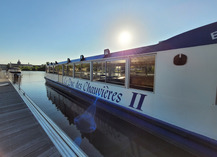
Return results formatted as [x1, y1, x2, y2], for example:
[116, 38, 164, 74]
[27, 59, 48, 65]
[10, 79, 87, 157]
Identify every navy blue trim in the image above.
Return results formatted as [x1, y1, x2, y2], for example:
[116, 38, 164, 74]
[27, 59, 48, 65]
[49, 22, 217, 66]
[45, 77, 217, 156]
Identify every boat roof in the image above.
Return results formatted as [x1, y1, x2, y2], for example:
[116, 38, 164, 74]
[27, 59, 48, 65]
[50, 22, 217, 65]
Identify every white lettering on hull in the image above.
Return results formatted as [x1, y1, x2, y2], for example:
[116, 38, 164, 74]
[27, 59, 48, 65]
[211, 31, 217, 40]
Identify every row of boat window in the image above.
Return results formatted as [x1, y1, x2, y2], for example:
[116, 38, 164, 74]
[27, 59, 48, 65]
[47, 55, 155, 91]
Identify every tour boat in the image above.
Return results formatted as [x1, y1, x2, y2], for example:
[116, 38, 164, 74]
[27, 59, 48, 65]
[45, 22, 217, 154]
[8, 67, 21, 74]
[7, 67, 21, 83]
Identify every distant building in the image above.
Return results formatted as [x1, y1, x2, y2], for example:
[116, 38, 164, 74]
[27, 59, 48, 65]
[9, 60, 37, 68]
[17, 59, 21, 65]
[0, 60, 42, 70]
[0, 60, 43, 71]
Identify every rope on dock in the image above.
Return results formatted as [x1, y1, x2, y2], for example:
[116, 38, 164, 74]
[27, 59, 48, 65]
[10, 80, 87, 157]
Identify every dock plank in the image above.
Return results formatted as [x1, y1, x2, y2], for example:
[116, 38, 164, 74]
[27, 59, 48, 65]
[0, 75, 61, 157]
[0, 102, 27, 114]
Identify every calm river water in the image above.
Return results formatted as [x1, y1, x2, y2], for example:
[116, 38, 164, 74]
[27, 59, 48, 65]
[15, 71, 195, 157]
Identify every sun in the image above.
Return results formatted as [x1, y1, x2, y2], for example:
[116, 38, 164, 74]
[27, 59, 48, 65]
[118, 31, 132, 45]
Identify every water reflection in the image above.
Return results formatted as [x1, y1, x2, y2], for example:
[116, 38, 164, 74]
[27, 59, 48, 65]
[74, 99, 97, 133]
[46, 85, 195, 157]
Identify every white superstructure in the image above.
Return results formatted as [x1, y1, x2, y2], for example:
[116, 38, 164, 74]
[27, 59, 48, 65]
[45, 22, 217, 142]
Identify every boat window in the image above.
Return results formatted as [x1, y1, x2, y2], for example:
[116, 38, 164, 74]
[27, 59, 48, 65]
[81, 63, 90, 80]
[46, 66, 49, 73]
[49, 66, 54, 73]
[63, 65, 66, 75]
[75, 64, 81, 78]
[130, 55, 155, 91]
[106, 60, 125, 86]
[58, 65, 63, 75]
[64, 64, 73, 77]
[47, 66, 49, 73]
[75, 63, 90, 80]
[93, 61, 106, 82]
[54, 66, 58, 74]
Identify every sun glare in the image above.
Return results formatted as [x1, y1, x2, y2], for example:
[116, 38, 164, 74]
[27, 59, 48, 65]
[118, 31, 132, 45]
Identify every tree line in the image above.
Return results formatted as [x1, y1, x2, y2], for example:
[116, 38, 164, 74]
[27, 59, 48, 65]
[19, 65, 46, 71]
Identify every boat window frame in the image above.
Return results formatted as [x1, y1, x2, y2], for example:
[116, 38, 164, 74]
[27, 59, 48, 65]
[48, 65, 54, 74]
[92, 61, 106, 82]
[105, 59, 126, 86]
[129, 53, 156, 92]
[49, 53, 156, 92]
[54, 65, 59, 74]
[63, 63, 74, 77]
[57, 65, 63, 75]
[92, 57, 127, 87]
[74, 61, 91, 80]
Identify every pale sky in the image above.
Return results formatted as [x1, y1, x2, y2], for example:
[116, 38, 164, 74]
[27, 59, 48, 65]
[0, 0, 216, 65]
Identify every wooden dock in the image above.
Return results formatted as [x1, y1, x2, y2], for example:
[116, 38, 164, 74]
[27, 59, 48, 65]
[0, 72, 61, 157]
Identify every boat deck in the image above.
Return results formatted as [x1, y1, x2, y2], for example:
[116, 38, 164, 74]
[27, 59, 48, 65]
[0, 73, 61, 157]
